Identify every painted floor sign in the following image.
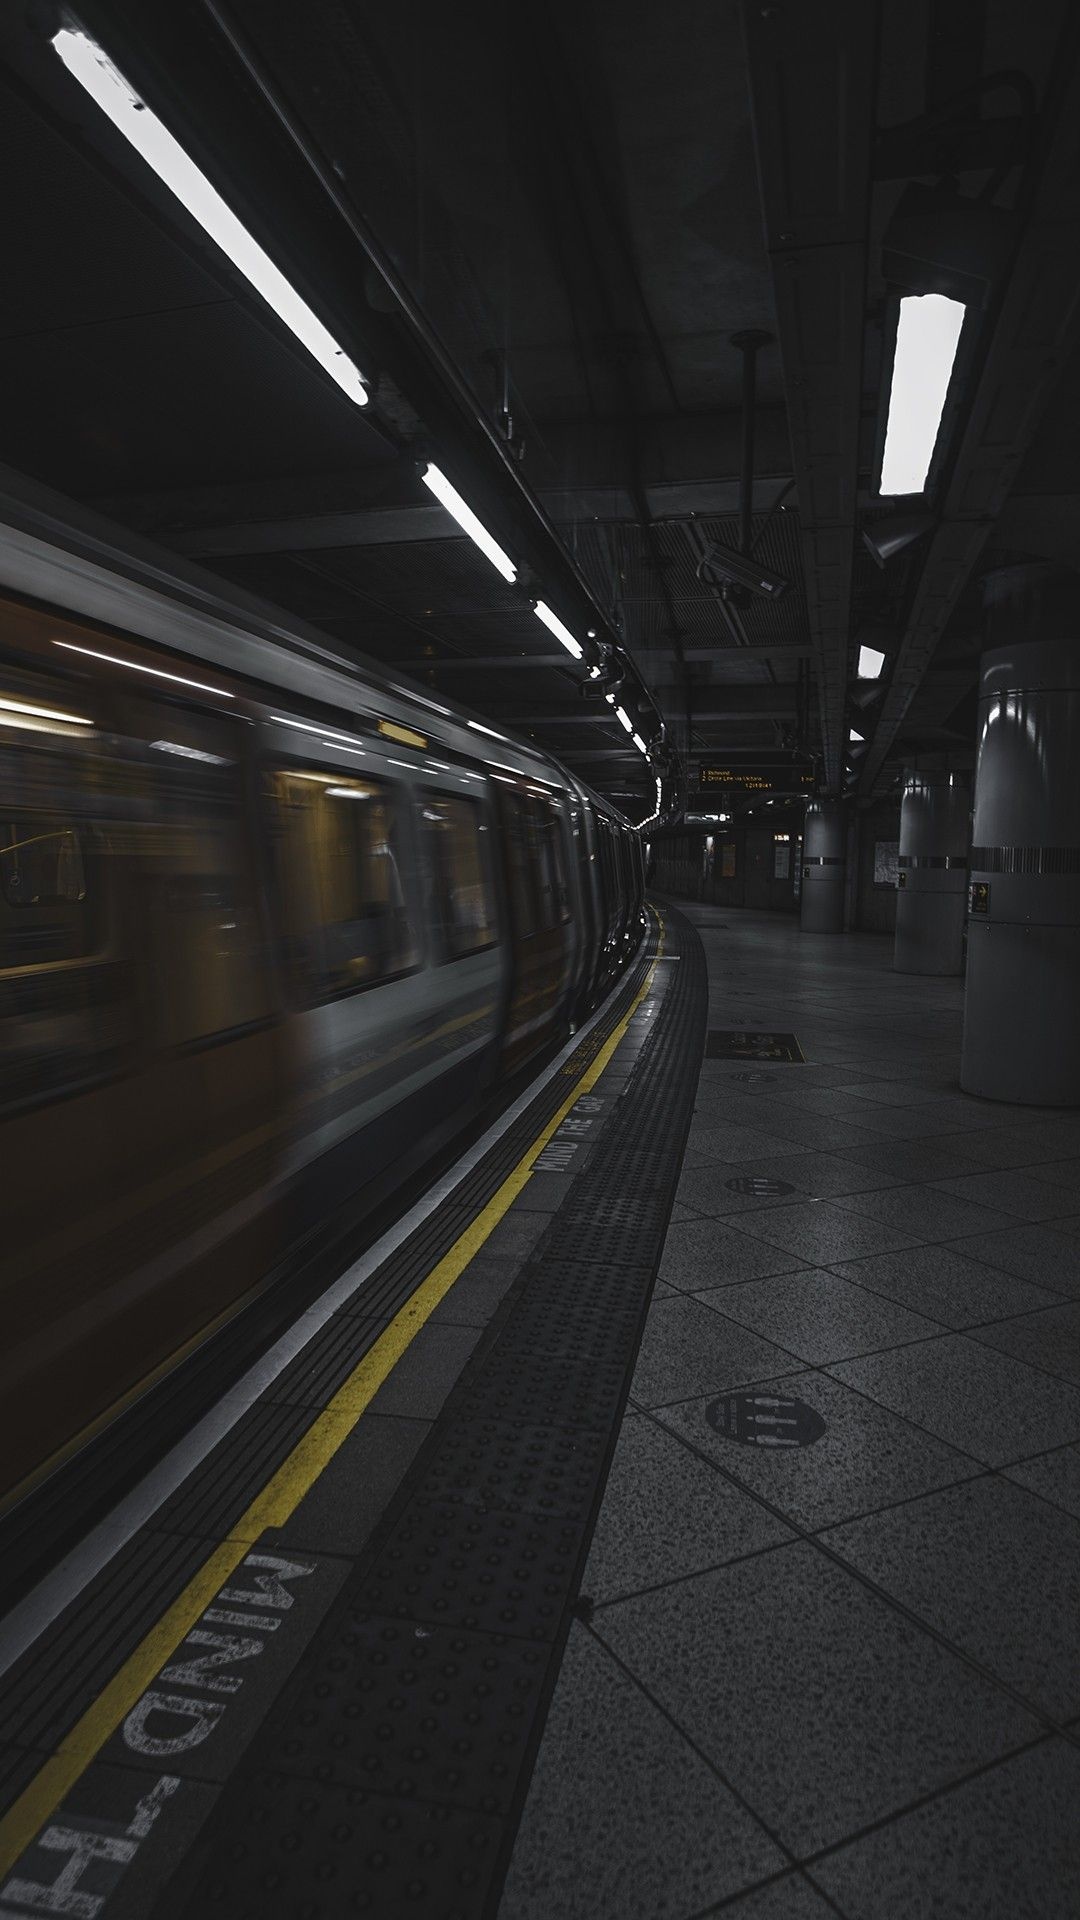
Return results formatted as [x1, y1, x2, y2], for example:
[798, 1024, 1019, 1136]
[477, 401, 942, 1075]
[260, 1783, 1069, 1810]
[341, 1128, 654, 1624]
[706, 1030, 804, 1063]
[706, 1392, 826, 1448]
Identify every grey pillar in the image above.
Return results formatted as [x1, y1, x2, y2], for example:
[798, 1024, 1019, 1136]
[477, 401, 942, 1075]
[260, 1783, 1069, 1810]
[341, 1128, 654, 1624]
[801, 800, 845, 933]
[961, 631, 1080, 1104]
[894, 771, 971, 974]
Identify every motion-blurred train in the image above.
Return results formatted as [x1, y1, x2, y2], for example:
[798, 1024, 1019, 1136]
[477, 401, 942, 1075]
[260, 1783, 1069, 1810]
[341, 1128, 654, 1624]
[0, 480, 645, 1514]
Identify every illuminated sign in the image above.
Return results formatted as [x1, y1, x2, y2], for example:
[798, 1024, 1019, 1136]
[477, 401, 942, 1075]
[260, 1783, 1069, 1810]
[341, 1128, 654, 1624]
[698, 765, 814, 791]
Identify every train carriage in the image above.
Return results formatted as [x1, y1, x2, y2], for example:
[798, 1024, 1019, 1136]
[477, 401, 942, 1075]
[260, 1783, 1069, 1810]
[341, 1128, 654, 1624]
[0, 484, 645, 1516]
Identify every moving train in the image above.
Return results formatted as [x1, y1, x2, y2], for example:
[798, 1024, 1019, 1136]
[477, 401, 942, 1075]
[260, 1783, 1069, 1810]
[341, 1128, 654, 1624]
[0, 479, 645, 1515]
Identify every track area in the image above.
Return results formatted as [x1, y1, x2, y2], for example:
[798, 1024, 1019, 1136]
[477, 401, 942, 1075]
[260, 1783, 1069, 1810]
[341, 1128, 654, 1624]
[0, 902, 707, 1919]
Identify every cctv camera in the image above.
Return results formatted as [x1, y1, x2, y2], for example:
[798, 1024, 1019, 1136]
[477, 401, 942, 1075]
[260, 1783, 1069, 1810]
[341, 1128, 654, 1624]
[700, 544, 789, 602]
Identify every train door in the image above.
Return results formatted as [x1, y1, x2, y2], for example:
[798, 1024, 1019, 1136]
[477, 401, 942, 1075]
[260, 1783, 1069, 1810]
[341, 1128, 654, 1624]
[496, 781, 574, 1069]
[0, 638, 286, 1509]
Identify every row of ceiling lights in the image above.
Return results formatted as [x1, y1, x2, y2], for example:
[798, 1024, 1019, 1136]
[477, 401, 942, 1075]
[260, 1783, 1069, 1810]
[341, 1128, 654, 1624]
[49, 18, 664, 812]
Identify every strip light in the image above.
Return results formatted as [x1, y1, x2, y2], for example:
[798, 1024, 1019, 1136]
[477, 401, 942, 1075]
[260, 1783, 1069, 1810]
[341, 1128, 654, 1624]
[51, 24, 369, 407]
[421, 465, 515, 582]
[857, 644, 886, 679]
[631, 732, 647, 755]
[613, 705, 634, 735]
[880, 294, 965, 495]
[0, 694, 92, 728]
[53, 641, 234, 698]
[150, 739, 229, 764]
[532, 602, 584, 661]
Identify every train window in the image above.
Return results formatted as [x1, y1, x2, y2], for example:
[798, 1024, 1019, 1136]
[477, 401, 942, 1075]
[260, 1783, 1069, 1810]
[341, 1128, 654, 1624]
[0, 817, 94, 970]
[272, 769, 419, 998]
[145, 735, 270, 1048]
[499, 790, 536, 938]
[530, 797, 571, 929]
[422, 793, 497, 960]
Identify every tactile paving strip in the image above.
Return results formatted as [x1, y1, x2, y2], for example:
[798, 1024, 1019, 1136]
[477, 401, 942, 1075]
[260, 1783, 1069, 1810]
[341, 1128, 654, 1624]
[171, 905, 707, 1918]
[266, 1614, 549, 1815]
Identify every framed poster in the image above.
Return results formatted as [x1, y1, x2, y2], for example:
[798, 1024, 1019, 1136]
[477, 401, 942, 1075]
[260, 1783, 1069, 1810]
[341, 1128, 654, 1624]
[773, 844, 791, 880]
[874, 840, 900, 886]
[721, 842, 736, 879]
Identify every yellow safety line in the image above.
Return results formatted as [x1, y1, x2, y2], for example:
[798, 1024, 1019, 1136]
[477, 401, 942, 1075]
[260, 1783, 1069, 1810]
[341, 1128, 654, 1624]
[0, 912, 664, 1879]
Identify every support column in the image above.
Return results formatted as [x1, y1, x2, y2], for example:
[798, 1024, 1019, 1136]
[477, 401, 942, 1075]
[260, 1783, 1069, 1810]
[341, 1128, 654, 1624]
[894, 771, 971, 974]
[801, 800, 845, 933]
[961, 621, 1080, 1104]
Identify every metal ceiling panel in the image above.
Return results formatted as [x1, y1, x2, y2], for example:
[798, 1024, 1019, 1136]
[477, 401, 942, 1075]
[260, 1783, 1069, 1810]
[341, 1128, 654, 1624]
[860, 13, 1080, 793]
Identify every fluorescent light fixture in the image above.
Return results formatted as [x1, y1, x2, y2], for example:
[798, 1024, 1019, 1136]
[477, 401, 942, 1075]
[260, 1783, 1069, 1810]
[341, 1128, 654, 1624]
[613, 706, 634, 735]
[532, 602, 584, 660]
[604, 692, 615, 706]
[321, 739, 365, 757]
[0, 693, 92, 728]
[421, 465, 515, 581]
[849, 727, 865, 743]
[53, 641, 233, 698]
[324, 786, 373, 799]
[857, 644, 886, 679]
[467, 720, 509, 742]
[51, 25, 369, 408]
[631, 732, 647, 754]
[880, 293, 964, 495]
[270, 715, 366, 752]
[151, 739, 229, 764]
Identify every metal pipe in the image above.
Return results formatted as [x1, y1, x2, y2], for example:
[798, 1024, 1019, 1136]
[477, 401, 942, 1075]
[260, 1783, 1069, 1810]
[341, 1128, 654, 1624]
[731, 330, 772, 556]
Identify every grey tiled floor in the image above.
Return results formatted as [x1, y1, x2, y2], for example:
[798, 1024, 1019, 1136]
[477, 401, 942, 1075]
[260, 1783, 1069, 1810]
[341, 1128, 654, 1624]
[498, 904, 1080, 1920]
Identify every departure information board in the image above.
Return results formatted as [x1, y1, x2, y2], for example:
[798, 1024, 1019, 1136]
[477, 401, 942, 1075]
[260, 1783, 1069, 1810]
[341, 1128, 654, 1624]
[697, 764, 815, 792]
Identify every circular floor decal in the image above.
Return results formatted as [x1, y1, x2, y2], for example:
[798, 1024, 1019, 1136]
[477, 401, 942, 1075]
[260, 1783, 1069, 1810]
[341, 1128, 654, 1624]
[724, 1175, 795, 1197]
[706, 1391, 826, 1449]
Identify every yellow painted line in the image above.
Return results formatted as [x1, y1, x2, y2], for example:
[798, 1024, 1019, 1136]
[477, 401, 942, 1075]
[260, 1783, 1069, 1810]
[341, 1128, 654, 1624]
[0, 914, 663, 1879]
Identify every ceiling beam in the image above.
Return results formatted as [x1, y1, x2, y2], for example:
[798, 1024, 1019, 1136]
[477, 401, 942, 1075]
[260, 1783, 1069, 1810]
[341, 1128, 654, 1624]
[505, 687, 798, 724]
[742, 0, 877, 791]
[91, 405, 794, 555]
[397, 643, 816, 671]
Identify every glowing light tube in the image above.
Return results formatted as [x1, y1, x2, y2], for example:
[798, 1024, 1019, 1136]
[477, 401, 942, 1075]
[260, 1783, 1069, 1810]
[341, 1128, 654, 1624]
[421, 465, 516, 582]
[532, 601, 584, 660]
[51, 24, 369, 406]
[880, 294, 964, 495]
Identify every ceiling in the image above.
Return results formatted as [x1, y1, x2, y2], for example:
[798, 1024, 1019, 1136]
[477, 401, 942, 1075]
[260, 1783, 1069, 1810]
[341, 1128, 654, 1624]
[1, 0, 1079, 822]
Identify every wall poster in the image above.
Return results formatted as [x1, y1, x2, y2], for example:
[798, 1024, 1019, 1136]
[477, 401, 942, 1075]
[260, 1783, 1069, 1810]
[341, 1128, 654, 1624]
[874, 840, 900, 886]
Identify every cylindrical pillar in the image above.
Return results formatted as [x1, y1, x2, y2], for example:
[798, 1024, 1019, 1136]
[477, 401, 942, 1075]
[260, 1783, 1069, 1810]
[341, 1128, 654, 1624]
[961, 631, 1080, 1104]
[801, 800, 845, 932]
[894, 770, 970, 974]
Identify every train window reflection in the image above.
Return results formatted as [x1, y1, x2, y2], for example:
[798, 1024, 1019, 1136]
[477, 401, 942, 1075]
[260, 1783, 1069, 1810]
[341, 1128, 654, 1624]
[422, 793, 497, 960]
[531, 797, 571, 929]
[0, 817, 93, 968]
[500, 790, 536, 939]
[147, 736, 268, 1047]
[1, 823, 85, 906]
[272, 769, 419, 997]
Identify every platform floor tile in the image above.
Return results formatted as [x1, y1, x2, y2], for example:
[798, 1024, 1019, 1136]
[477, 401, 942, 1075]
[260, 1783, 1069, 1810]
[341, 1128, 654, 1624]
[498, 1624, 784, 1920]
[593, 1541, 1040, 1858]
[809, 1739, 1080, 1920]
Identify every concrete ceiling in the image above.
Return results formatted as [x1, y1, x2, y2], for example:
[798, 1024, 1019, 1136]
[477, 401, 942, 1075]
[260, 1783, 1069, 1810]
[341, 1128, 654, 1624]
[1, 0, 1078, 820]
